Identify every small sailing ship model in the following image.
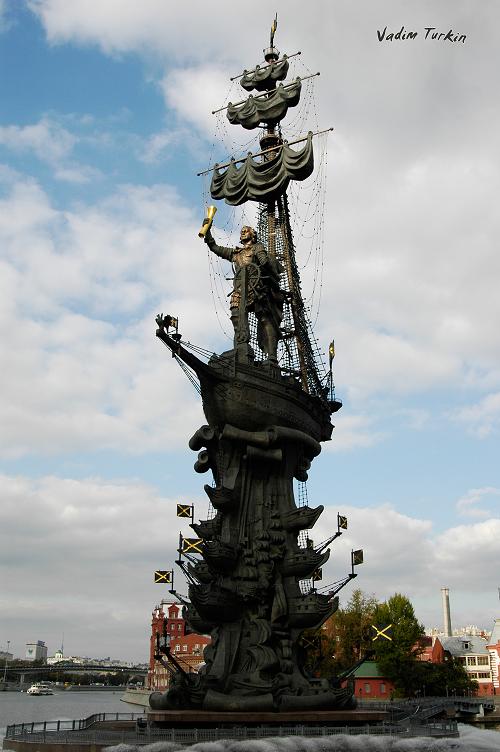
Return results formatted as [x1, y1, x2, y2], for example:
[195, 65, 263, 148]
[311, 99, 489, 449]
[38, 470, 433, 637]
[152, 19, 362, 713]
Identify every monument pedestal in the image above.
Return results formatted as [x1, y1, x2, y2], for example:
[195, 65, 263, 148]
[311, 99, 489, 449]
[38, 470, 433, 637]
[147, 708, 387, 728]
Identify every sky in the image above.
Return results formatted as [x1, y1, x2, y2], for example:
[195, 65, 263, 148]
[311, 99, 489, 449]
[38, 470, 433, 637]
[1, 0, 499, 663]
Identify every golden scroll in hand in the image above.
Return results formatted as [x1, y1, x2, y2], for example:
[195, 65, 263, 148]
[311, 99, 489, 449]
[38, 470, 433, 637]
[198, 205, 217, 238]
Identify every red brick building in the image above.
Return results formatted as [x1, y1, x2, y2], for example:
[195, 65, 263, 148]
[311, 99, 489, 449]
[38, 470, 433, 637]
[348, 661, 395, 700]
[417, 635, 445, 663]
[147, 601, 211, 691]
[344, 632, 499, 698]
[345, 637, 445, 699]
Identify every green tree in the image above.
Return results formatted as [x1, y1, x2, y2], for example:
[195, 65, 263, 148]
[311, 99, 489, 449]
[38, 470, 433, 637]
[305, 589, 379, 676]
[416, 657, 478, 697]
[372, 593, 425, 696]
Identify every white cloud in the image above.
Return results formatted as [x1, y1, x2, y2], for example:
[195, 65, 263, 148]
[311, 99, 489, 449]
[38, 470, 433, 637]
[330, 323, 460, 401]
[1, 473, 499, 660]
[0, 174, 223, 458]
[0, 473, 196, 660]
[27, 0, 304, 62]
[451, 392, 500, 438]
[0, 177, 56, 238]
[53, 164, 103, 184]
[315, 503, 500, 631]
[456, 487, 500, 519]
[159, 66, 233, 140]
[396, 408, 430, 431]
[318, 144, 500, 395]
[327, 414, 386, 451]
[0, 117, 77, 164]
[140, 128, 179, 164]
[28, 0, 180, 56]
[24, 2, 500, 410]
[0, 0, 12, 32]
[0, 116, 107, 184]
[434, 518, 500, 580]
[315, 504, 434, 599]
[4, 0, 496, 665]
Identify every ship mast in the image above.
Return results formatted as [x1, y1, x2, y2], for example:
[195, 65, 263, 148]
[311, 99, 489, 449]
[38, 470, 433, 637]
[208, 23, 330, 399]
[257, 40, 311, 392]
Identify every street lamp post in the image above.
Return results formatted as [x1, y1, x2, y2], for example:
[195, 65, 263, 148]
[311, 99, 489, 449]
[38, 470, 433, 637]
[3, 641, 10, 685]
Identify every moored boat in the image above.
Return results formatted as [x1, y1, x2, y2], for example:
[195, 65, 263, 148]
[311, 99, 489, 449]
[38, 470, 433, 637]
[27, 682, 53, 696]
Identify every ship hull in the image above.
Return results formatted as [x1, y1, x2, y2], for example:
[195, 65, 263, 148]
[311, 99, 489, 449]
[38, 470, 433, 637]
[201, 358, 333, 442]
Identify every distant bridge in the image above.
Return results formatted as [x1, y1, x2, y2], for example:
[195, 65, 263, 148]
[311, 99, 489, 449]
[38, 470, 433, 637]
[6, 663, 147, 678]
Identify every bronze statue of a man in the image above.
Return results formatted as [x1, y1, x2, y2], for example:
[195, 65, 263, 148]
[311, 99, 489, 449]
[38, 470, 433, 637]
[202, 223, 284, 361]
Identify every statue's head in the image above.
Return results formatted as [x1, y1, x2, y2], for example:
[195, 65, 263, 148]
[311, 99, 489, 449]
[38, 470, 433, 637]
[240, 226, 257, 244]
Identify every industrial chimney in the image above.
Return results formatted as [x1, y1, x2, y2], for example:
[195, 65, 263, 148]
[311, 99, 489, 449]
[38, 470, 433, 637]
[441, 587, 452, 637]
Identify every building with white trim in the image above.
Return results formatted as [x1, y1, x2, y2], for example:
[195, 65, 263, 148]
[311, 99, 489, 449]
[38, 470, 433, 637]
[487, 618, 500, 694]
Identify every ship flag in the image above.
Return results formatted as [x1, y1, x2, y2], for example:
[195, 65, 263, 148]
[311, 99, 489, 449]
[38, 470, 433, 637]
[337, 513, 347, 530]
[154, 570, 173, 584]
[177, 503, 194, 519]
[352, 549, 364, 566]
[181, 537, 204, 555]
[270, 14, 277, 47]
[329, 340, 335, 370]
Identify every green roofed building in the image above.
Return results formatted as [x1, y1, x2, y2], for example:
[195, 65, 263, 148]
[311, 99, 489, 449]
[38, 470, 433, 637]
[342, 661, 395, 700]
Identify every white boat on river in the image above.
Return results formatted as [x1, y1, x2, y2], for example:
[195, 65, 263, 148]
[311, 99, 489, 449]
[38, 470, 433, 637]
[26, 683, 54, 696]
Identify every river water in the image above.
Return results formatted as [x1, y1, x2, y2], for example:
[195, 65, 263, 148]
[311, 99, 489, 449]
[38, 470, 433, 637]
[1, 690, 499, 751]
[0, 689, 139, 746]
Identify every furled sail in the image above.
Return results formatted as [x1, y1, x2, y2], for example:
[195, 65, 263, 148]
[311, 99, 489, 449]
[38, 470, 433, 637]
[240, 56, 289, 91]
[227, 79, 301, 130]
[210, 132, 314, 206]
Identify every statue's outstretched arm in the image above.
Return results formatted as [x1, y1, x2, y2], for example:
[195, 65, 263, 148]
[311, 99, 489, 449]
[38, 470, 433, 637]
[204, 227, 233, 262]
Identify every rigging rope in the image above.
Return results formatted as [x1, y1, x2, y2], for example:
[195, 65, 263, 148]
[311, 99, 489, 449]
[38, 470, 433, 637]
[199, 55, 331, 399]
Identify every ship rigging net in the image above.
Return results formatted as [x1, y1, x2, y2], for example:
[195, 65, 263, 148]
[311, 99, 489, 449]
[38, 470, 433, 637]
[201, 55, 333, 399]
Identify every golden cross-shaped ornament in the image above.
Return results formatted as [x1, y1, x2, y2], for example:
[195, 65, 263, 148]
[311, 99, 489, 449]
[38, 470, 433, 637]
[371, 623, 393, 642]
[302, 634, 320, 650]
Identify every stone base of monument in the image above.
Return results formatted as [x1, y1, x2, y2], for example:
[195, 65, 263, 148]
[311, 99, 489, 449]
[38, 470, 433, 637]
[147, 708, 388, 728]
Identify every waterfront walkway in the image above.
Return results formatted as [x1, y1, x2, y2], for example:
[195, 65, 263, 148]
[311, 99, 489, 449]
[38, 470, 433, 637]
[3, 711, 459, 750]
[358, 695, 498, 722]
